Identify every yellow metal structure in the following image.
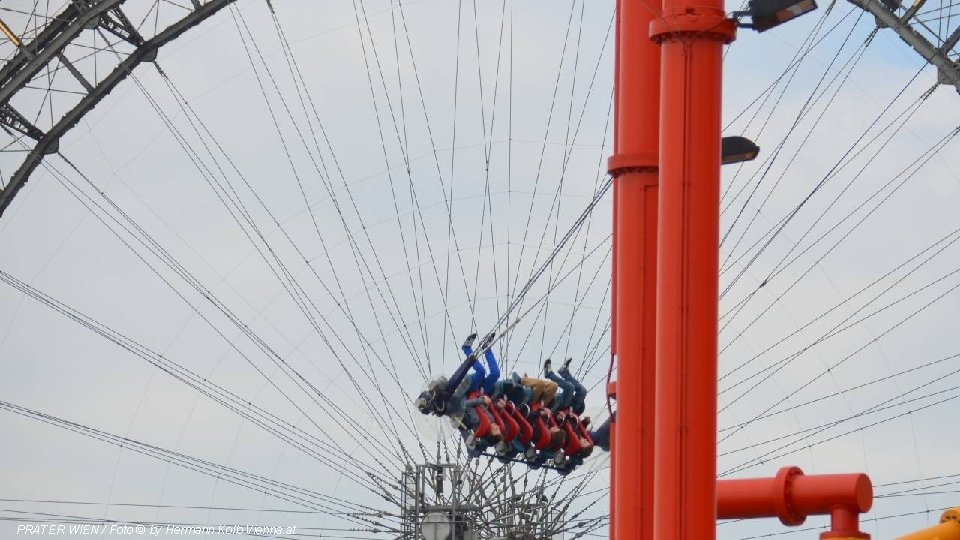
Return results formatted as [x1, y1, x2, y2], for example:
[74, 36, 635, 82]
[897, 508, 960, 540]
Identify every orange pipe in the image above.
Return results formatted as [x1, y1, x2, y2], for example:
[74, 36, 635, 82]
[897, 508, 960, 540]
[610, 0, 661, 539]
[650, 1, 735, 538]
[717, 467, 872, 539]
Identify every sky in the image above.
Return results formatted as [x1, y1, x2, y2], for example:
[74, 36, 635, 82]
[1, 0, 960, 538]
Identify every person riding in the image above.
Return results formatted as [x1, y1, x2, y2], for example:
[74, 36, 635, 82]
[543, 358, 586, 413]
[461, 332, 499, 395]
[414, 333, 503, 446]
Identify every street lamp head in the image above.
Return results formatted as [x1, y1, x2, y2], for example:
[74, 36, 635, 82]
[721, 136, 760, 165]
[734, 0, 818, 32]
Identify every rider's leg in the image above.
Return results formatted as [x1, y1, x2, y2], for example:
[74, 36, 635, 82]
[481, 345, 500, 395]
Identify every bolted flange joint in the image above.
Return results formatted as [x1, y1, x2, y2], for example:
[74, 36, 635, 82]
[649, 6, 737, 44]
[774, 466, 805, 526]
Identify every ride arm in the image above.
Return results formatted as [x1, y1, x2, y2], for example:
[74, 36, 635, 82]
[897, 508, 960, 540]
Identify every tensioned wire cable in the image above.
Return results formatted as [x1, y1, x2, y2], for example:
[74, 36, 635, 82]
[9, 1, 960, 536]
[85, 31, 415, 468]
[720, 12, 872, 256]
[67, 69, 414, 467]
[719, 222, 960, 394]
[0, 263, 395, 497]
[47, 146, 406, 485]
[720, 230, 960, 420]
[719, 255, 960, 457]
[717, 108, 959, 411]
[41, 6, 612, 528]
[0, 400, 388, 524]
[718, 67, 930, 295]
[716, 73, 935, 353]
[228, 7, 430, 461]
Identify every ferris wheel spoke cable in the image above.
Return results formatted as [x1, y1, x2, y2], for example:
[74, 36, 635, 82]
[468, 0, 513, 336]
[535, 0, 588, 360]
[719, 3, 855, 134]
[507, 0, 581, 302]
[720, 74, 932, 316]
[720, 19, 873, 257]
[0, 259, 396, 496]
[230, 9, 426, 386]
[718, 260, 960, 453]
[722, 376, 960, 458]
[720, 3, 853, 228]
[242, 8, 447, 460]
[493, 229, 611, 375]
[721, 245, 960, 407]
[720, 88, 954, 364]
[109, 77, 416, 464]
[380, 0, 430, 372]
[151, 67, 413, 408]
[724, 388, 960, 476]
[721, 351, 960, 432]
[493, 48, 615, 372]
[0, 400, 386, 522]
[342, 0, 480, 377]
[720, 3, 852, 207]
[263, 2, 435, 369]
[716, 78, 933, 345]
[322, 3, 443, 363]
[718, 102, 954, 390]
[259, 10, 419, 345]
[563, 88, 615, 361]
[389, 0, 499, 358]
[147, 19, 428, 462]
[48, 149, 411, 475]
[717, 66, 929, 294]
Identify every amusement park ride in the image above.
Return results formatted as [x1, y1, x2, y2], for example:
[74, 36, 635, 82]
[607, 0, 960, 537]
[1, 0, 960, 538]
[420, 0, 960, 536]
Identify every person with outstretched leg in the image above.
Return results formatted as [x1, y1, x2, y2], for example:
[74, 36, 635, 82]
[557, 357, 588, 415]
[543, 359, 575, 412]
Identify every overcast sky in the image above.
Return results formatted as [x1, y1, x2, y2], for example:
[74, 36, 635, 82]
[1, 0, 960, 538]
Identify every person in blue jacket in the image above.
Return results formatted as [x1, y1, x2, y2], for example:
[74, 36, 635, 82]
[461, 332, 499, 395]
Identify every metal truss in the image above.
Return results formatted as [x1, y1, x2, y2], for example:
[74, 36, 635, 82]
[400, 462, 562, 540]
[0, 0, 238, 219]
[848, 0, 960, 92]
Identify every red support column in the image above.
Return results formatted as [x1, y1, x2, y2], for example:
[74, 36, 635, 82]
[649, 2, 735, 538]
[609, 0, 661, 539]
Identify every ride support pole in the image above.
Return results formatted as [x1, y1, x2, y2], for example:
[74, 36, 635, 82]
[649, 1, 735, 538]
[609, 0, 661, 539]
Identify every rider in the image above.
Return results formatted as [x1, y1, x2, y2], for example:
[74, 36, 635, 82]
[545, 357, 588, 415]
[414, 333, 503, 444]
[587, 413, 612, 452]
[543, 359, 575, 412]
[461, 332, 499, 395]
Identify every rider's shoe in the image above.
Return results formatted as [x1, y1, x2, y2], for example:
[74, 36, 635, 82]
[479, 332, 496, 350]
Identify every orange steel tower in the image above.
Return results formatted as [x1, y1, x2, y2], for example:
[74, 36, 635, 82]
[649, 0, 736, 534]
[608, 0, 660, 539]
[609, 0, 877, 538]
